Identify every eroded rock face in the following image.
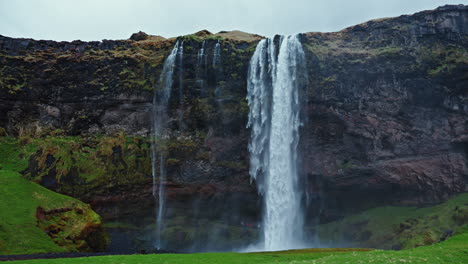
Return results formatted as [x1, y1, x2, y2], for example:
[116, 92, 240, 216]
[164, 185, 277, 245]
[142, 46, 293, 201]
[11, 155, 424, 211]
[299, 5, 468, 216]
[0, 5, 467, 251]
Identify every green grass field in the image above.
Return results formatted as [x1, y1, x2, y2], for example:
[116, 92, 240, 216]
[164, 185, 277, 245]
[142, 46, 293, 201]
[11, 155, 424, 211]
[6, 229, 468, 264]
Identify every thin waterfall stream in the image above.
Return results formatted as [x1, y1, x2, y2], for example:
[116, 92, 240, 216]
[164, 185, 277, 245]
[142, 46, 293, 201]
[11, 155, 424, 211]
[151, 40, 182, 250]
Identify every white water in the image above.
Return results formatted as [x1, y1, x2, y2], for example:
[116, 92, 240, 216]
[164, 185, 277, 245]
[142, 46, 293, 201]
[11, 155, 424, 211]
[213, 40, 221, 67]
[152, 40, 182, 249]
[247, 35, 307, 251]
[196, 40, 208, 96]
[177, 41, 185, 130]
[197, 40, 207, 67]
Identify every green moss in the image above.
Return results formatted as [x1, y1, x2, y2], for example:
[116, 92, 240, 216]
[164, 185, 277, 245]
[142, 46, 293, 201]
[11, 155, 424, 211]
[182, 35, 202, 42]
[304, 42, 329, 56]
[0, 137, 108, 254]
[0, 66, 27, 94]
[318, 193, 468, 250]
[417, 44, 468, 77]
[167, 158, 181, 166]
[238, 98, 249, 115]
[166, 138, 198, 160]
[0, 134, 151, 197]
[0, 169, 107, 255]
[205, 35, 224, 41]
[339, 160, 355, 169]
[0, 137, 36, 172]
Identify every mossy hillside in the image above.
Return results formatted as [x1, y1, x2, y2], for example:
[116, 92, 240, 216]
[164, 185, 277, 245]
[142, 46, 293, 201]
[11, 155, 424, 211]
[0, 136, 108, 254]
[311, 227, 468, 264]
[317, 193, 468, 250]
[0, 169, 106, 255]
[1, 131, 241, 200]
[3, 134, 151, 198]
[6, 229, 468, 263]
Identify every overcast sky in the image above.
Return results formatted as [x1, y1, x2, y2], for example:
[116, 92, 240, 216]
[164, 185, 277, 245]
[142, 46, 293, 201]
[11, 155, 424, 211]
[0, 0, 465, 41]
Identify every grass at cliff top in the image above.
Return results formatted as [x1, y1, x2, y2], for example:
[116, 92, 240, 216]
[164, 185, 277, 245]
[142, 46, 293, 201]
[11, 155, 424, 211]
[6, 229, 468, 264]
[0, 137, 99, 254]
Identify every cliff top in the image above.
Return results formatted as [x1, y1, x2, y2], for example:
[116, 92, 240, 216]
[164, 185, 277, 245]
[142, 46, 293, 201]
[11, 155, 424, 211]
[214, 30, 264, 42]
[1, 4, 466, 50]
[341, 4, 468, 33]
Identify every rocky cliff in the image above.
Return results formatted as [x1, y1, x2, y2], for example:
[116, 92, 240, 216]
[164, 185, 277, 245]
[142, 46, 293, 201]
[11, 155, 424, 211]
[0, 5, 467, 252]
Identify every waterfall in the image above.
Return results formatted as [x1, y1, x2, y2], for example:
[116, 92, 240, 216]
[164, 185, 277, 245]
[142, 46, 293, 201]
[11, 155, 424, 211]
[247, 35, 307, 251]
[213, 40, 224, 104]
[151, 40, 182, 250]
[177, 41, 185, 130]
[213, 40, 221, 67]
[196, 40, 208, 96]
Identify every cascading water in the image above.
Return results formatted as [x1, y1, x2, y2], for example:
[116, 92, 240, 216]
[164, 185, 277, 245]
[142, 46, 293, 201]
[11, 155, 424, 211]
[152, 40, 182, 250]
[177, 41, 185, 130]
[196, 40, 208, 96]
[247, 34, 307, 251]
[197, 40, 206, 66]
[213, 40, 221, 67]
[212, 40, 224, 104]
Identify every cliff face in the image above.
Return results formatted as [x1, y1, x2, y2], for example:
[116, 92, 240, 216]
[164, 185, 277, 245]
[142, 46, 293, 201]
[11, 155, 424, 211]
[301, 4, 468, 216]
[0, 5, 467, 251]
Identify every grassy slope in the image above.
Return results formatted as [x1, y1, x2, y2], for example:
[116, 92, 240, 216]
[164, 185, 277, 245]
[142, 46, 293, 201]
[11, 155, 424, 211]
[6, 231, 468, 264]
[318, 193, 468, 249]
[310, 228, 468, 264]
[0, 170, 71, 254]
[0, 137, 102, 254]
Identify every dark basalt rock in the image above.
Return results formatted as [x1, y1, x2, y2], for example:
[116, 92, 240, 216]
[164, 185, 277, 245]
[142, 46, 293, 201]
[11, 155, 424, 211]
[129, 31, 149, 41]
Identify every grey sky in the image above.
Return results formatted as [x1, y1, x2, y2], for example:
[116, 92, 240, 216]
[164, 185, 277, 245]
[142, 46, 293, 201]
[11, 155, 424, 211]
[0, 0, 465, 41]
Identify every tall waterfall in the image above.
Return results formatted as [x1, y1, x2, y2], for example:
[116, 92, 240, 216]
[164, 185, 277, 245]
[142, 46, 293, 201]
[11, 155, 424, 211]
[152, 40, 182, 249]
[247, 35, 307, 251]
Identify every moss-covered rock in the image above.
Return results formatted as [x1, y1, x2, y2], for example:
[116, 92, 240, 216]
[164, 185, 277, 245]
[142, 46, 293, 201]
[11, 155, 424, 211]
[317, 193, 468, 250]
[0, 137, 108, 254]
